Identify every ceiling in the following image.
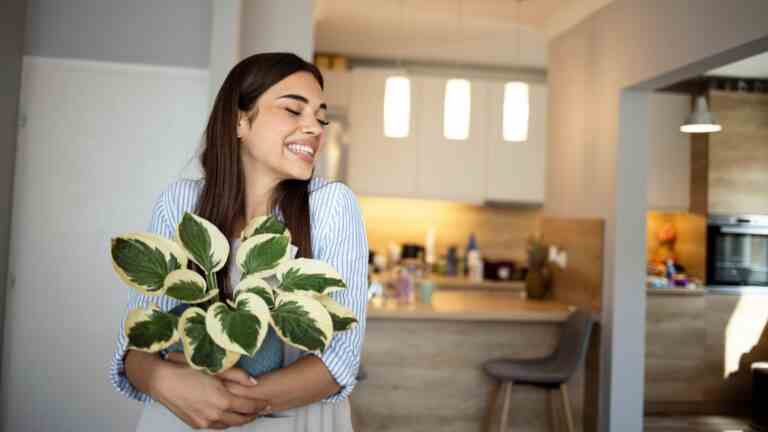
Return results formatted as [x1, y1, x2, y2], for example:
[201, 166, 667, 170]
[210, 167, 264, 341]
[707, 51, 768, 78]
[313, 0, 613, 69]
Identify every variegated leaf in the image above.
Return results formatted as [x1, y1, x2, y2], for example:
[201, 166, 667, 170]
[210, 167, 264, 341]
[314, 294, 358, 332]
[235, 274, 275, 309]
[111, 233, 185, 295]
[135, 233, 189, 269]
[276, 258, 346, 295]
[176, 212, 229, 273]
[236, 234, 291, 278]
[271, 292, 332, 353]
[163, 269, 213, 303]
[205, 293, 271, 356]
[124, 304, 179, 352]
[178, 306, 240, 374]
[240, 215, 291, 242]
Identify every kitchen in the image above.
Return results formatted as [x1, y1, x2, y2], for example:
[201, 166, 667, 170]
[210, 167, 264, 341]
[3, 1, 768, 432]
[312, 2, 768, 431]
[311, 2, 598, 430]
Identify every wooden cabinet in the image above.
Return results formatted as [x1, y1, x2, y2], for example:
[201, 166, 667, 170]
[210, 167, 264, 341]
[647, 93, 691, 211]
[346, 68, 547, 204]
[707, 91, 768, 214]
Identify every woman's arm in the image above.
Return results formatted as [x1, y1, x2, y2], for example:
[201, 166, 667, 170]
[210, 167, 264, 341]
[126, 351, 269, 429]
[216, 355, 341, 412]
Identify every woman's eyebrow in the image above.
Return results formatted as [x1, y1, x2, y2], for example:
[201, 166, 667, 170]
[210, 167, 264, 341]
[277, 94, 327, 110]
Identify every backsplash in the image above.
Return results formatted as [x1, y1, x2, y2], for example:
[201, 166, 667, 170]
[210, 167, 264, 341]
[358, 196, 541, 262]
[646, 211, 706, 280]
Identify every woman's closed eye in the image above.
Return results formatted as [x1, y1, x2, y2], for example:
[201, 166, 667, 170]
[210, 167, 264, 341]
[285, 107, 329, 127]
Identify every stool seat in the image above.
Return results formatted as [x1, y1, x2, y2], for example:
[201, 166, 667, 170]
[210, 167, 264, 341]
[483, 357, 567, 386]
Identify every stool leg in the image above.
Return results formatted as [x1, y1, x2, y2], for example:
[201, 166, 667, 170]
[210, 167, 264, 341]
[498, 382, 513, 432]
[484, 381, 500, 432]
[560, 383, 576, 432]
[548, 388, 559, 432]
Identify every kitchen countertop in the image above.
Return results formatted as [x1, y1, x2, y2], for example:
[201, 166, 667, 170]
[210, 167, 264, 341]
[647, 286, 707, 296]
[367, 290, 574, 322]
[375, 271, 525, 291]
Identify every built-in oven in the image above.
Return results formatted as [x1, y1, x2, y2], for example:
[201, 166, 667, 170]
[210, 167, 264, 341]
[707, 214, 768, 289]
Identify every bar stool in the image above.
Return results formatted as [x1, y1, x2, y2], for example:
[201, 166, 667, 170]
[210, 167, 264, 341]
[482, 308, 594, 432]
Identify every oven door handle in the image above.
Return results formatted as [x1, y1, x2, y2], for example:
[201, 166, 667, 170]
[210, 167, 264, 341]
[720, 226, 768, 235]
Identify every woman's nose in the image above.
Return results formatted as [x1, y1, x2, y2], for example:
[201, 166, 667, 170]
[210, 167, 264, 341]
[301, 118, 323, 136]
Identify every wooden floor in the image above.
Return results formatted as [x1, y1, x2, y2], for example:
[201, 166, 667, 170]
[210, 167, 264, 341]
[645, 416, 753, 432]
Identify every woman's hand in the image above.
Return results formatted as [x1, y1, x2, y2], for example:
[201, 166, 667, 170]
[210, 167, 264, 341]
[150, 353, 271, 429]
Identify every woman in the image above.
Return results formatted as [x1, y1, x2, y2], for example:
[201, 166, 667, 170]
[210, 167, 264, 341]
[109, 52, 369, 431]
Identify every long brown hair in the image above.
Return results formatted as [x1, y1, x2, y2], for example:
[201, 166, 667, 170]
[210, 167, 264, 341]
[196, 52, 324, 296]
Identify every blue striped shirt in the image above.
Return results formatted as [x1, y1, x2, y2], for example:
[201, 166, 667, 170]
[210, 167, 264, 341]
[109, 176, 369, 404]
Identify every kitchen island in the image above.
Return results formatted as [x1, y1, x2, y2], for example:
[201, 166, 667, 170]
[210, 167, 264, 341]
[350, 288, 585, 432]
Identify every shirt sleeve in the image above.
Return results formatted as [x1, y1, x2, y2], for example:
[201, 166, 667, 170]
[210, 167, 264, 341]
[309, 183, 369, 403]
[109, 188, 181, 404]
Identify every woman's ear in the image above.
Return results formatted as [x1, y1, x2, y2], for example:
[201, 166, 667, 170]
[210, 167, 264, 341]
[236, 111, 247, 139]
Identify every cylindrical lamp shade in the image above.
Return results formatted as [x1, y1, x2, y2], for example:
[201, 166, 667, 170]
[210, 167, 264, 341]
[444, 79, 471, 140]
[384, 76, 411, 138]
[503, 82, 530, 142]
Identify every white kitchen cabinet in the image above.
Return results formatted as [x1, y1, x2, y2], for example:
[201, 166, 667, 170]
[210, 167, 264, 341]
[414, 76, 489, 204]
[484, 82, 547, 204]
[346, 68, 421, 198]
[647, 93, 690, 211]
[345, 68, 548, 205]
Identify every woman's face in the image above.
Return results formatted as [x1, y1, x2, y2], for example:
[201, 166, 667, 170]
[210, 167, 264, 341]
[237, 71, 327, 183]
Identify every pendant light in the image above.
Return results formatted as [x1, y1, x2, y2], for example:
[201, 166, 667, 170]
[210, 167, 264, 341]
[680, 95, 722, 133]
[503, 0, 529, 142]
[383, 0, 410, 138]
[443, 0, 471, 140]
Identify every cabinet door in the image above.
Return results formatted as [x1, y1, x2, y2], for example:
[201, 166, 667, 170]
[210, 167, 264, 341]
[346, 68, 420, 197]
[485, 82, 547, 203]
[647, 93, 690, 211]
[414, 76, 488, 204]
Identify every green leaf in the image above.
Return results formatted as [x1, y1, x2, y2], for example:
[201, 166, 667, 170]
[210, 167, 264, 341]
[176, 213, 229, 273]
[205, 293, 271, 356]
[163, 269, 214, 304]
[240, 215, 289, 241]
[179, 307, 240, 374]
[235, 275, 275, 309]
[314, 294, 358, 332]
[111, 236, 171, 294]
[271, 292, 332, 352]
[125, 305, 179, 352]
[276, 258, 346, 295]
[237, 234, 291, 278]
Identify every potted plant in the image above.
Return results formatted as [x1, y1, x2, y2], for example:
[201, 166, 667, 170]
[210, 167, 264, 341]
[111, 214, 357, 377]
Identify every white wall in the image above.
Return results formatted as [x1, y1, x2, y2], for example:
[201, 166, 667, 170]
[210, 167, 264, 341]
[24, 0, 211, 68]
[2, 57, 208, 432]
[546, 1, 768, 430]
